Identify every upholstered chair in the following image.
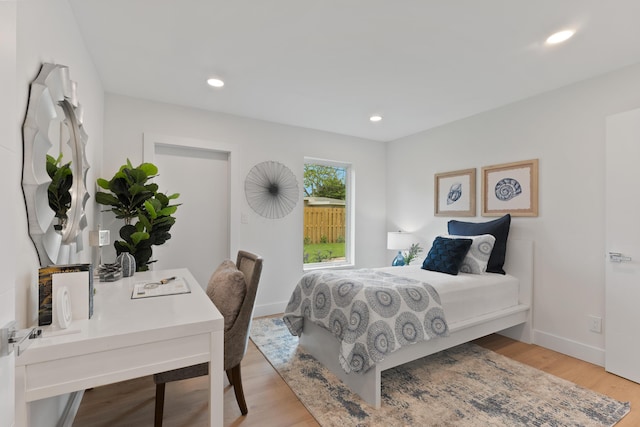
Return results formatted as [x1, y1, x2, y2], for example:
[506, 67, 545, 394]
[153, 250, 263, 426]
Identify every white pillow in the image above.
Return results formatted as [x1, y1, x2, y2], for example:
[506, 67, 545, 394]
[441, 234, 496, 274]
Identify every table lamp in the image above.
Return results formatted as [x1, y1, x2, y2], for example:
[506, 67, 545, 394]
[387, 231, 415, 266]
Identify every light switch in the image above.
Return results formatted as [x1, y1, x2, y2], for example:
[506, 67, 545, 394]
[241, 212, 249, 224]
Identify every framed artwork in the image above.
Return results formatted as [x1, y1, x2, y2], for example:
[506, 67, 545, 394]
[482, 159, 538, 217]
[434, 168, 476, 217]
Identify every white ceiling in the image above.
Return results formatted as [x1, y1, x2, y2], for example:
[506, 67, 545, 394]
[68, 0, 640, 142]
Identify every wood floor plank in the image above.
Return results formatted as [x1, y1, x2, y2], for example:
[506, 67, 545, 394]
[73, 333, 639, 426]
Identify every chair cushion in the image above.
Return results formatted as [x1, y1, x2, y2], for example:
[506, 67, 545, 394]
[207, 260, 246, 331]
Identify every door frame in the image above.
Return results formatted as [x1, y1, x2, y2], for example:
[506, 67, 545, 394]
[143, 133, 239, 260]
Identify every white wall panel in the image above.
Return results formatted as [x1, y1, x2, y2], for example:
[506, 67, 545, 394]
[15, 1, 105, 425]
[16, 0, 105, 328]
[0, 2, 17, 425]
[386, 62, 640, 365]
[102, 94, 387, 315]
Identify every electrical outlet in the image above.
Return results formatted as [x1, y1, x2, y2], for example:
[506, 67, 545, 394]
[588, 315, 602, 333]
[89, 229, 111, 247]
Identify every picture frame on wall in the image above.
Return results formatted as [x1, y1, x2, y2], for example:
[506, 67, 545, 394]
[482, 159, 539, 217]
[434, 168, 476, 217]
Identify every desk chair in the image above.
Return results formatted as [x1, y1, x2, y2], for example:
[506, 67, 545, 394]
[153, 250, 263, 426]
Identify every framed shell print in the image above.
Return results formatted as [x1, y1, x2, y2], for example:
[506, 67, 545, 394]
[482, 159, 538, 217]
[434, 168, 476, 217]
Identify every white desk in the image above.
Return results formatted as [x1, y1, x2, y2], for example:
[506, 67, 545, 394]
[15, 268, 224, 427]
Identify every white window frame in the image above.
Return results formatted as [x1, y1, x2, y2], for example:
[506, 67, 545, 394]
[303, 157, 354, 270]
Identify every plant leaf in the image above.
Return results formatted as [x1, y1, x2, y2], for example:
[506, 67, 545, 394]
[95, 192, 121, 206]
[130, 231, 150, 245]
[139, 162, 158, 177]
[158, 206, 178, 216]
[137, 213, 152, 230]
[144, 200, 157, 219]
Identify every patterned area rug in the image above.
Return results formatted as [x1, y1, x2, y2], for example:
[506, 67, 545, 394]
[250, 317, 630, 427]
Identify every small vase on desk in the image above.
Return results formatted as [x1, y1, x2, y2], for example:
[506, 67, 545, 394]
[116, 252, 136, 277]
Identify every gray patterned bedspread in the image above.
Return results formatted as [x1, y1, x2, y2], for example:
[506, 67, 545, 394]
[283, 269, 449, 374]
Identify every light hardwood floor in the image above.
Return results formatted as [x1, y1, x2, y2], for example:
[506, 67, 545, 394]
[73, 333, 640, 427]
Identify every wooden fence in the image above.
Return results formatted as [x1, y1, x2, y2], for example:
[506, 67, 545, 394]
[304, 207, 345, 244]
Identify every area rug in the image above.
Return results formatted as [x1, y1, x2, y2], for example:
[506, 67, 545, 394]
[250, 317, 630, 427]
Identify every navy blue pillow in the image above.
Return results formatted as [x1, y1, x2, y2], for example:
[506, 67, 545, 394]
[422, 236, 473, 275]
[447, 214, 511, 274]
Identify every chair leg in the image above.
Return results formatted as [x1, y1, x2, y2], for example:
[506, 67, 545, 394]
[226, 369, 233, 386]
[229, 364, 248, 415]
[154, 383, 166, 427]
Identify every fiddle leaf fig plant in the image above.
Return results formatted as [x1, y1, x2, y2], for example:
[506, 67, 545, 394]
[96, 159, 180, 271]
[96, 160, 159, 224]
[46, 153, 73, 230]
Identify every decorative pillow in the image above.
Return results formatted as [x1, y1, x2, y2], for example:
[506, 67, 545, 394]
[207, 259, 246, 331]
[447, 214, 511, 274]
[442, 234, 496, 274]
[422, 236, 473, 275]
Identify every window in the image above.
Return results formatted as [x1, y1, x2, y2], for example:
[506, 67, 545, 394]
[303, 159, 353, 268]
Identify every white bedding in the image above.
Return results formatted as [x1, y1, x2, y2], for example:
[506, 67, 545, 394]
[377, 265, 520, 325]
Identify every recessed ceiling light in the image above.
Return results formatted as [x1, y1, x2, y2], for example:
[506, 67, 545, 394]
[546, 30, 575, 45]
[207, 78, 224, 88]
[369, 115, 382, 122]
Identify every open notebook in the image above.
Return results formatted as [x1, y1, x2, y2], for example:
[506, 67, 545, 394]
[131, 277, 191, 299]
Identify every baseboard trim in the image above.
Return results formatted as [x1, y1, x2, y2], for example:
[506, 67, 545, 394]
[533, 330, 605, 366]
[254, 301, 287, 318]
[57, 390, 84, 427]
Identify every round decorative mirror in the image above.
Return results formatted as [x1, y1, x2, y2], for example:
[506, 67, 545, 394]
[22, 63, 90, 266]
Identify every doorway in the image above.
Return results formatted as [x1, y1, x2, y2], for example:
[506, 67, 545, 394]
[144, 134, 231, 289]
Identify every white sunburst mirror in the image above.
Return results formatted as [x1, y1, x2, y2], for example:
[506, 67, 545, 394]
[22, 63, 90, 266]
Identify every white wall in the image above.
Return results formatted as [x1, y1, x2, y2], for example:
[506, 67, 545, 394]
[386, 62, 640, 365]
[16, 0, 104, 328]
[0, 3, 18, 426]
[15, 1, 104, 425]
[102, 94, 387, 315]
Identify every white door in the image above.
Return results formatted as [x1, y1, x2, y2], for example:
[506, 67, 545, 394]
[605, 107, 640, 383]
[147, 139, 230, 289]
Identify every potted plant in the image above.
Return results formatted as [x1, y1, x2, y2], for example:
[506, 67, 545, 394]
[95, 160, 180, 271]
[403, 243, 424, 266]
[46, 153, 73, 230]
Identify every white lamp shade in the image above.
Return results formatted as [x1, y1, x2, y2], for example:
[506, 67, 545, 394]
[387, 231, 415, 250]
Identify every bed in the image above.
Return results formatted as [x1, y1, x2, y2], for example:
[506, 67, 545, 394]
[284, 237, 533, 408]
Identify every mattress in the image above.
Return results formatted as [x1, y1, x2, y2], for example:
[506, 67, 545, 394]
[376, 265, 520, 325]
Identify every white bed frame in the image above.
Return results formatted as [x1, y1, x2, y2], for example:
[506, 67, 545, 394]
[299, 239, 533, 408]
